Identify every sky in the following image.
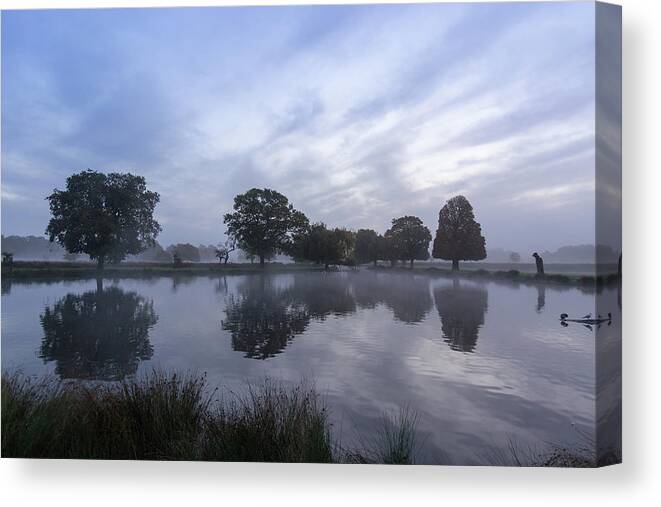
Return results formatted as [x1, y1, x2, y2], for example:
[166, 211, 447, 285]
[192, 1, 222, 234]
[1, 2, 610, 253]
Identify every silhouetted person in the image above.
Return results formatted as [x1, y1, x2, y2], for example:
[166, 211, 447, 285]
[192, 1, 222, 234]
[532, 252, 545, 276]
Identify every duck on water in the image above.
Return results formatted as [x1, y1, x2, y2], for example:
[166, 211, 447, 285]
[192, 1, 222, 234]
[560, 312, 612, 325]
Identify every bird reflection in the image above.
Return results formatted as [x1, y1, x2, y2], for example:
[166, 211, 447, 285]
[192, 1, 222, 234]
[434, 280, 488, 353]
[39, 285, 157, 380]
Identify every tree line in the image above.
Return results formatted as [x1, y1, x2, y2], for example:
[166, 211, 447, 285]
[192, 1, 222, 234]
[40, 170, 487, 271]
[223, 188, 486, 270]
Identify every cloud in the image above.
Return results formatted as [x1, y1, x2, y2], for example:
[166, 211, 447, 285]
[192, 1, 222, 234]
[505, 181, 595, 208]
[1, 3, 600, 252]
[1, 187, 26, 202]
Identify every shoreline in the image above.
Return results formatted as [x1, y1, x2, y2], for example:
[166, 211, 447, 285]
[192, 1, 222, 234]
[2, 260, 621, 289]
[1, 260, 326, 280]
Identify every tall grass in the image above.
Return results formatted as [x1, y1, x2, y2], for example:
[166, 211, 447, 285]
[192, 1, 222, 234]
[201, 380, 333, 462]
[1, 371, 413, 463]
[2, 371, 212, 460]
[344, 407, 420, 465]
[481, 436, 620, 468]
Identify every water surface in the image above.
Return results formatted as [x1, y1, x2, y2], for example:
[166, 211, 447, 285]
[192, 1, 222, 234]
[1, 271, 621, 464]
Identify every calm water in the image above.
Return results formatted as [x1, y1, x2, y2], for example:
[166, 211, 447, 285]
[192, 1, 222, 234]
[1, 271, 621, 464]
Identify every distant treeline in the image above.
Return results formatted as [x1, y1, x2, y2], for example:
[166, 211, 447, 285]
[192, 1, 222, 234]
[1, 235, 66, 261]
[485, 245, 619, 264]
[0, 235, 251, 263]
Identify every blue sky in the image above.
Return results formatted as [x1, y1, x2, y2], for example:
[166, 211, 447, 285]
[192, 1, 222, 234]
[1, 2, 601, 252]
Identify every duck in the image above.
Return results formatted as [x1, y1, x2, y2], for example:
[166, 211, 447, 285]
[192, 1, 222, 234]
[559, 312, 613, 326]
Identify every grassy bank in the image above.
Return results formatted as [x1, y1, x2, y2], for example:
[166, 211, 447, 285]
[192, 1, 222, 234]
[1, 371, 416, 463]
[2, 260, 325, 280]
[377, 265, 621, 289]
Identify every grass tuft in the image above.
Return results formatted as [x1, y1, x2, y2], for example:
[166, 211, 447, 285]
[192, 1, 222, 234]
[345, 406, 420, 465]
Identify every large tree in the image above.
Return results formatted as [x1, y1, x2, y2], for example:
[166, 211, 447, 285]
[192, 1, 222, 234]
[224, 188, 308, 266]
[354, 229, 381, 266]
[384, 216, 432, 269]
[46, 170, 161, 270]
[432, 195, 486, 271]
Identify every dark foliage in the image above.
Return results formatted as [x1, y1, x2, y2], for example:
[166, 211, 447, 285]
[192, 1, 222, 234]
[432, 195, 486, 270]
[354, 229, 381, 266]
[223, 188, 308, 266]
[385, 216, 432, 268]
[46, 170, 161, 269]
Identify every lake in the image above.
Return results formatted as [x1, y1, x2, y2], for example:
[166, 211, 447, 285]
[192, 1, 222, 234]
[0, 271, 621, 464]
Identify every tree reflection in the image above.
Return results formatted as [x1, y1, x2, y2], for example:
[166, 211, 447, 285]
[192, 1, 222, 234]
[434, 280, 488, 353]
[39, 286, 157, 380]
[352, 272, 385, 309]
[222, 277, 310, 359]
[222, 272, 436, 359]
[1, 278, 11, 295]
[215, 276, 228, 295]
[291, 273, 356, 319]
[381, 275, 433, 324]
[171, 275, 196, 293]
[351, 272, 432, 324]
